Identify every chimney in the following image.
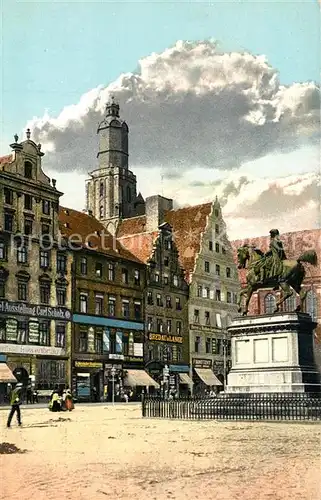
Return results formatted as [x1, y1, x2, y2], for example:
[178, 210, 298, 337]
[145, 195, 173, 232]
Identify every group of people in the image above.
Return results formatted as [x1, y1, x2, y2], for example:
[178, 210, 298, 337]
[49, 387, 74, 412]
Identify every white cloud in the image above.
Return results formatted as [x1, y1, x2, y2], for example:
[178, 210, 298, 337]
[21, 40, 320, 239]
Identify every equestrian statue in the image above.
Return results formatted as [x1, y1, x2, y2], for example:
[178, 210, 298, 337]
[236, 229, 318, 316]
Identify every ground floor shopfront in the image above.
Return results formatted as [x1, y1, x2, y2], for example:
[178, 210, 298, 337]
[0, 301, 72, 392]
[191, 358, 228, 394]
[72, 314, 158, 402]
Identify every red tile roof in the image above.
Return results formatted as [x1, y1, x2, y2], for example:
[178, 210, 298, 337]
[0, 154, 13, 166]
[165, 203, 212, 280]
[58, 207, 143, 264]
[117, 232, 159, 264]
[117, 216, 147, 237]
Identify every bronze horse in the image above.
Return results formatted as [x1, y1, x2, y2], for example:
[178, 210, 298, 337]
[236, 245, 318, 316]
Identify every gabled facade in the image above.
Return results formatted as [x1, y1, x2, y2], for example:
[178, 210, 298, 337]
[118, 221, 190, 396]
[0, 132, 72, 395]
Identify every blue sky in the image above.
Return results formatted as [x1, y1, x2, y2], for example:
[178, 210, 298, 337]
[1, 0, 320, 151]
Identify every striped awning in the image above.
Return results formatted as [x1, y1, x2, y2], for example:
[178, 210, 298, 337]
[194, 368, 222, 386]
[179, 373, 194, 386]
[0, 363, 17, 383]
[125, 369, 160, 388]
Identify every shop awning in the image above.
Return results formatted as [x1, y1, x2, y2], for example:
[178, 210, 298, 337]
[125, 369, 160, 389]
[194, 368, 222, 386]
[0, 363, 17, 383]
[179, 373, 194, 386]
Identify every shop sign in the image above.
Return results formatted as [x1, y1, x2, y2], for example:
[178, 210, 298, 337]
[193, 358, 212, 369]
[124, 356, 143, 363]
[109, 354, 124, 361]
[6, 319, 17, 342]
[0, 343, 65, 357]
[0, 300, 71, 321]
[74, 361, 103, 369]
[149, 333, 183, 344]
[133, 342, 143, 357]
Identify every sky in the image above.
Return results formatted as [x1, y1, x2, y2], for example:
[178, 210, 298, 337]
[0, 0, 320, 239]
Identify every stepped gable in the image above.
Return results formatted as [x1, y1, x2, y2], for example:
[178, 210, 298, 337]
[58, 207, 143, 263]
[164, 202, 212, 282]
[232, 229, 321, 285]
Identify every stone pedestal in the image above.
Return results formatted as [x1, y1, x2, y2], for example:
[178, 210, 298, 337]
[226, 312, 321, 393]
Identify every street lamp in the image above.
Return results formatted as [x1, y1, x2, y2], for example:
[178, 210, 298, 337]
[110, 366, 116, 406]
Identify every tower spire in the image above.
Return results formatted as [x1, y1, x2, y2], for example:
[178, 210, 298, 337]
[105, 96, 120, 118]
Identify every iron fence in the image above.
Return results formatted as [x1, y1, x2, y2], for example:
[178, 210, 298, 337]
[142, 393, 321, 421]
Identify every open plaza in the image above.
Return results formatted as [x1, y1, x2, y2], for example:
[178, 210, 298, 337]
[1, 404, 320, 500]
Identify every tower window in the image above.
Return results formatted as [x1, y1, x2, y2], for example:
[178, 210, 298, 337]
[100, 182, 104, 197]
[126, 186, 131, 203]
[99, 206, 104, 219]
[24, 161, 33, 179]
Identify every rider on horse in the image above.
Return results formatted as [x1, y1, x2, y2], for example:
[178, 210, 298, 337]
[255, 229, 287, 284]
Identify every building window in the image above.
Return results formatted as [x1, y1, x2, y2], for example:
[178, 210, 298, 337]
[79, 331, 87, 352]
[194, 309, 199, 323]
[204, 261, 210, 273]
[205, 311, 210, 325]
[167, 319, 172, 333]
[126, 186, 131, 203]
[227, 291, 232, 303]
[156, 294, 163, 307]
[215, 264, 220, 276]
[100, 182, 104, 197]
[176, 321, 181, 334]
[18, 282, 28, 301]
[24, 194, 33, 211]
[204, 286, 210, 298]
[195, 336, 200, 353]
[17, 321, 28, 344]
[305, 290, 317, 321]
[42, 200, 50, 215]
[24, 219, 33, 235]
[0, 241, 7, 260]
[99, 206, 104, 219]
[233, 292, 238, 304]
[284, 294, 296, 312]
[164, 256, 169, 267]
[40, 283, 50, 304]
[95, 262, 103, 278]
[156, 319, 163, 333]
[134, 269, 140, 285]
[40, 250, 50, 268]
[56, 287, 66, 306]
[147, 291, 153, 305]
[175, 297, 181, 310]
[108, 263, 115, 281]
[215, 289, 221, 301]
[94, 331, 103, 354]
[80, 257, 87, 275]
[197, 285, 202, 297]
[4, 188, 13, 205]
[209, 241, 213, 251]
[226, 267, 231, 278]
[17, 246, 28, 264]
[24, 161, 33, 178]
[39, 321, 50, 346]
[222, 246, 226, 254]
[122, 300, 130, 318]
[215, 224, 219, 235]
[79, 293, 88, 313]
[57, 253, 67, 274]
[0, 281, 5, 298]
[155, 273, 160, 283]
[56, 324, 66, 347]
[166, 295, 172, 308]
[216, 339, 222, 354]
[41, 223, 50, 235]
[215, 243, 220, 253]
[264, 293, 276, 314]
[4, 213, 13, 232]
[173, 275, 178, 287]
[147, 317, 153, 331]
[134, 301, 142, 320]
[94, 294, 104, 315]
[108, 296, 116, 316]
[122, 268, 128, 284]
[163, 276, 169, 285]
[206, 337, 211, 354]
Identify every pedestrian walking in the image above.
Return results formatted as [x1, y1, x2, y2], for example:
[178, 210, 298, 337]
[7, 383, 23, 428]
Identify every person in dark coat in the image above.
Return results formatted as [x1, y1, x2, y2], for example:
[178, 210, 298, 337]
[7, 383, 23, 428]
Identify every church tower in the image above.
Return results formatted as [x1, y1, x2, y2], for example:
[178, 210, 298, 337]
[86, 98, 144, 234]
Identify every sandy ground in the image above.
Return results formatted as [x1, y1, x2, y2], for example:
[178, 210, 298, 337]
[0, 404, 320, 500]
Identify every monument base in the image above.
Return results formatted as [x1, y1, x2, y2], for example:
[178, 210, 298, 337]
[226, 312, 321, 394]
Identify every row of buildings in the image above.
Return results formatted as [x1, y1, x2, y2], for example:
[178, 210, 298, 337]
[0, 101, 319, 401]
